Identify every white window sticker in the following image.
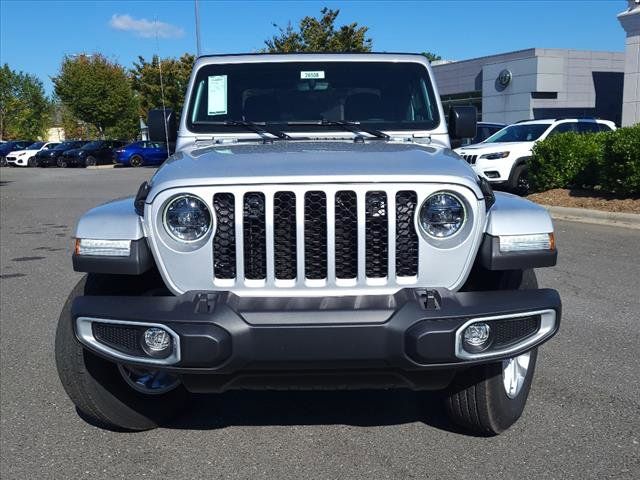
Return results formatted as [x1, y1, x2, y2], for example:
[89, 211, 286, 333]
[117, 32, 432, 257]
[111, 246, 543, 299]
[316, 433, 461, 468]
[300, 70, 325, 80]
[207, 75, 228, 115]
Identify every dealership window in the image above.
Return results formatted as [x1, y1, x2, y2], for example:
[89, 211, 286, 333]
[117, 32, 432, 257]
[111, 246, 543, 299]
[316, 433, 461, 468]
[531, 92, 558, 99]
[441, 91, 482, 121]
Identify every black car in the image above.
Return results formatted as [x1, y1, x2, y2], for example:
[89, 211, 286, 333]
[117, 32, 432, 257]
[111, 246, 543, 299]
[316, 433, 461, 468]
[0, 140, 35, 166]
[59, 140, 127, 168]
[35, 140, 89, 167]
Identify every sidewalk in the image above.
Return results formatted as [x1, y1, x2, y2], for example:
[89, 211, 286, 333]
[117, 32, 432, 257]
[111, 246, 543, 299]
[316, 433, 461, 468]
[543, 205, 640, 230]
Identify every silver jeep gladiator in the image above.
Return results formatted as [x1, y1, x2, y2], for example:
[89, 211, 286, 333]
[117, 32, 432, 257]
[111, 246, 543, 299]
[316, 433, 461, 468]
[55, 53, 561, 435]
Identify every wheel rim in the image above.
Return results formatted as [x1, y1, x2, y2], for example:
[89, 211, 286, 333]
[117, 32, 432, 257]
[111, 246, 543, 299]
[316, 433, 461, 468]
[86, 157, 96, 167]
[130, 156, 142, 167]
[502, 351, 531, 399]
[517, 172, 530, 192]
[118, 364, 180, 395]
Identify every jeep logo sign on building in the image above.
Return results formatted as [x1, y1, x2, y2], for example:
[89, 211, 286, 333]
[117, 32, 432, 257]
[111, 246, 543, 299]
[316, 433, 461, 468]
[498, 69, 512, 87]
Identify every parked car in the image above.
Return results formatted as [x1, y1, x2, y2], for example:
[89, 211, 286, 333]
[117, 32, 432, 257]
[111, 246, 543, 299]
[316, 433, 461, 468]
[461, 122, 506, 146]
[0, 140, 34, 166]
[5, 141, 60, 167]
[59, 140, 126, 168]
[455, 118, 616, 193]
[114, 141, 170, 167]
[56, 53, 561, 436]
[35, 140, 88, 167]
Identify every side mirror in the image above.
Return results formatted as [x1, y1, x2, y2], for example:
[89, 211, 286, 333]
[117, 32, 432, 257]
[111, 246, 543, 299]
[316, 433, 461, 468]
[148, 108, 177, 143]
[448, 106, 477, 140]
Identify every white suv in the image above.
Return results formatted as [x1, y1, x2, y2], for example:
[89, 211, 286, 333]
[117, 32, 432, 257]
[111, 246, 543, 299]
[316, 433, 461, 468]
[455, 118, 616, 193]
[6, 141, 60, 167]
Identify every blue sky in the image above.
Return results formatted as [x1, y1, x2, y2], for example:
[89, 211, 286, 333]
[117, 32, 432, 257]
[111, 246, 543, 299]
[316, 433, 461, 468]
[0, 0, 628, 95]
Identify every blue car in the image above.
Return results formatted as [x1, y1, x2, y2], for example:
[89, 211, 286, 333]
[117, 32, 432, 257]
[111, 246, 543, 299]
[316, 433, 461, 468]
[114, 141, 170, 167]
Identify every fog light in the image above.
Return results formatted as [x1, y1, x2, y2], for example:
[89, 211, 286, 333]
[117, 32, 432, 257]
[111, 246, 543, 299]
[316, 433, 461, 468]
[463, 322, 491, 352]
[142, 328, 171, 357]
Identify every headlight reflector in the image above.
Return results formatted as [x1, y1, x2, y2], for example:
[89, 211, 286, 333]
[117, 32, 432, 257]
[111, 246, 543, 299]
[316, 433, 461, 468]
[419, 192, 466, 239]
[480, 151, 510, 160]
[163, 194, 211, 242]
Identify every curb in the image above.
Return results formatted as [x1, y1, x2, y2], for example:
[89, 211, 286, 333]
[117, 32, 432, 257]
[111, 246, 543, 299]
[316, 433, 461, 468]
[86, 164, 115, 170]
[542, 205, 640, 230]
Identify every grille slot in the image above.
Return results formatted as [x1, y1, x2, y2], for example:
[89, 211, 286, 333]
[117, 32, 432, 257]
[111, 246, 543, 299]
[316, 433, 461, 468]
[243, 192, 267, 280]
[304, 191, 328, 280]
[212, 193, 236, 279]
[335, 191, 358, 279]
[365, 191, 389, 278]
[461, 154, 477, 165]
[395, 191, 419, 277]
[274, 192, 297, 280]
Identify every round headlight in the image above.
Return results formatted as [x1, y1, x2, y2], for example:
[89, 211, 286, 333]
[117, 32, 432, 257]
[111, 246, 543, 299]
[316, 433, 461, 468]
[419, 192, 466, 239]
[163, 195, 212, 242]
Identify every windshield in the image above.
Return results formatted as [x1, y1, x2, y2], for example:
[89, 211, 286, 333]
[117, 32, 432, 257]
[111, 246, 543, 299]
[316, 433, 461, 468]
[483, 124, 550, 143]
[27, 142, 45, 149]
[187, 61, 440, 133]
[82, 141, 104, 149]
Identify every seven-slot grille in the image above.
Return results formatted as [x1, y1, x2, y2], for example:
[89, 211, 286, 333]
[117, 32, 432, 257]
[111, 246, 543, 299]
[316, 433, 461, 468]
[212, 189, 420, 286]
[460, 154, 478, 165]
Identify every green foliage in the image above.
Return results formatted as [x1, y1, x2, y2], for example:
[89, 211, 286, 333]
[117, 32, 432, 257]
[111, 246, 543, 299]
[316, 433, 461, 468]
[130, 54, 195, 119]
[422, 52, 442, 63]
[0, 64, 52, 140]
[530, 125, 640, 195]
[264, 8, 372, 53]
[600, 124, 640, 195]
[53, 54, 138, 139]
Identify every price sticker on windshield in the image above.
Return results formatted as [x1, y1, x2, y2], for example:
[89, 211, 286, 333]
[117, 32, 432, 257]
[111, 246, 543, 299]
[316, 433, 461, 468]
[207, 75, 228, 115]
[300, 71, 325, 80]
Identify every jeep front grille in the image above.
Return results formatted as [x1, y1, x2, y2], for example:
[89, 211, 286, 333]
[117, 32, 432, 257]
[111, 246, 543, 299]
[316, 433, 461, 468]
[460, 154, 477, 165]
[211, 187, 420, 287]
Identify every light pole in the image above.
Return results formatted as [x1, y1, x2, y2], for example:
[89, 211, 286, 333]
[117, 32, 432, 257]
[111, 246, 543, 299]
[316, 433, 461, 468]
[194, 0, 202, 56]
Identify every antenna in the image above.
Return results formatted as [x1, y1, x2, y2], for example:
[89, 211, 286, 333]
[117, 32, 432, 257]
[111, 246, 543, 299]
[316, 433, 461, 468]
[155, 16, 171, 158]
[194, 0, 202, 56]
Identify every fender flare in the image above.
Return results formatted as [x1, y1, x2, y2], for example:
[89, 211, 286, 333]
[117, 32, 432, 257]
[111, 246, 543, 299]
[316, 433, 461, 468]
[73, 197, 154, 275]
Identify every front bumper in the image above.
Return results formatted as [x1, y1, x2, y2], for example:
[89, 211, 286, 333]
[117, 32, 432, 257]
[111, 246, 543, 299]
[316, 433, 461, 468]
[71, 288, 561, 391]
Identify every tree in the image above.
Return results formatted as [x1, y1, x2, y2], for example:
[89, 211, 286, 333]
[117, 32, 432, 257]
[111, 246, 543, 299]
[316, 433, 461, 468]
[53, 54, 138, 139]
[130, 53, 195, 119]
[264, 8, 372, 53]
[0, 64, 51, 140]
[422, 51, 442, 63]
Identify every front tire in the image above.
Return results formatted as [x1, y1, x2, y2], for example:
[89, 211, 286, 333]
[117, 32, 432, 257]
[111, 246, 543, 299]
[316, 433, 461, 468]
[85, 156, 97, 167]
[55, 275, 188, 431]
[444, 270, 539, 435]
[129, 155, 143, 168]
[57, 157, 68, 168]
[509, 164, 530, 195]
[28, 156, 36, 167]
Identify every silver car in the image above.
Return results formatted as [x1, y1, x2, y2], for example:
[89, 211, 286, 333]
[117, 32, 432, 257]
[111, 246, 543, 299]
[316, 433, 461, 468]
[56, 53, 561, 435]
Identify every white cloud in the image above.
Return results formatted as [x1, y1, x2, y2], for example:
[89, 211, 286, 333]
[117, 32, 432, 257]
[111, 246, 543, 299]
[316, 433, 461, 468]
[109, 14, 184, 39]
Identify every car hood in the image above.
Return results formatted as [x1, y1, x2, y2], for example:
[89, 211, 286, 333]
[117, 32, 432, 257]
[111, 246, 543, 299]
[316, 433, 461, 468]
[148, 141, 483, 200]
[455, 142, 534, 154]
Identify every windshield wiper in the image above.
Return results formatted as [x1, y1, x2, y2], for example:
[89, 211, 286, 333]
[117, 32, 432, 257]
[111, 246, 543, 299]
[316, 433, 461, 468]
[226, 120, 292, 141]
[196, 120, 291, 142]
[287, 120, 390, 140]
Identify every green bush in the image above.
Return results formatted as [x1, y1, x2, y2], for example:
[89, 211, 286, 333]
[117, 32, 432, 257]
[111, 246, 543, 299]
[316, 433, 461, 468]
[600, 124, 640, 195]
[530, 125, 640, 195]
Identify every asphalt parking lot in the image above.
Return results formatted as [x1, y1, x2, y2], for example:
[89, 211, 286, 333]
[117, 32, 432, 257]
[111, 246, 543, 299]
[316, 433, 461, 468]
[1, 167, 639, 480]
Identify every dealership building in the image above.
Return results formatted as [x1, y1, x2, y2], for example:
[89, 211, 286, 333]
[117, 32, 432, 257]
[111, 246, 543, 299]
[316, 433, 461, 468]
[432, 48, 626, 126]
[431, 1, 640, 127]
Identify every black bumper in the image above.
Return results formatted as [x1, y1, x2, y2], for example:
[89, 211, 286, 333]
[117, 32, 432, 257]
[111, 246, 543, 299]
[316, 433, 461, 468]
[71, 288, 561, 391]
